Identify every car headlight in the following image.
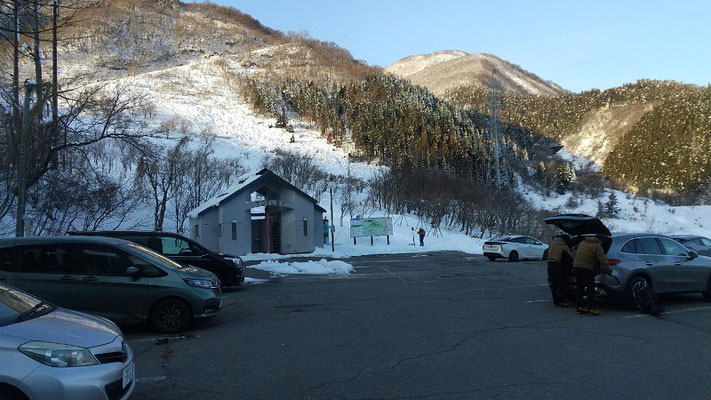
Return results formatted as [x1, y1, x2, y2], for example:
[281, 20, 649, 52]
[227, 257, 243, 268]
[19, 341, 99, 367]
[183, 278, 217, 289]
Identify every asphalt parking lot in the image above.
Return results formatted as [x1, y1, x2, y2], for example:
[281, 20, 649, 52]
[125, 251, 711, 400]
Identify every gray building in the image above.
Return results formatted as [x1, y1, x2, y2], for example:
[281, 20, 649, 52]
[189, 169, 326, 255]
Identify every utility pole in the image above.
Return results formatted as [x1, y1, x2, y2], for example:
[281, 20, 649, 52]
[12, 0, 20, 123]
[33, 0, 42, 87]
[16, 82, 35, 237]
[489, 68, 501, 189]
[52, 0, 59, 169]
[330, 187, 334, 252]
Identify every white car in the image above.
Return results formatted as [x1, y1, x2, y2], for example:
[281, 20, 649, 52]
[483, 235, 547, 261]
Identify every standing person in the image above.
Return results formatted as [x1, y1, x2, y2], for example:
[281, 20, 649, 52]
[573, 235, 612, 316]
[547, 234, 573, 308]
[417, 227, 426, 246]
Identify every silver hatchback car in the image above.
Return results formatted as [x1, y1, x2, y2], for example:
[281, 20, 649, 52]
[0, 283, 134, 400]
[545, 214, 711, 304]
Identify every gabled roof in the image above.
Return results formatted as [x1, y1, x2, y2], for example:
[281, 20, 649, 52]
[189, 169, 326, 218]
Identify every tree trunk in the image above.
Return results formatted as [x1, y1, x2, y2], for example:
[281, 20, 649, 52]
[33, 0, 42, 86]
[12, 0, 20, 141]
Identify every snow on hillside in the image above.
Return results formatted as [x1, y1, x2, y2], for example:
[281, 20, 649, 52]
[520, 185, 711, 238]
[33, 53, 710, 259]
[386, 51, 566, 96]
[94, 56, 380, 180]
[385, 50, 469, 77]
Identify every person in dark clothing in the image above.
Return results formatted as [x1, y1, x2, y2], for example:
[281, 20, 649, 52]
[547, 234, 574, 307]
[573, 236, 612, 316]
[417, 228, 426, 246]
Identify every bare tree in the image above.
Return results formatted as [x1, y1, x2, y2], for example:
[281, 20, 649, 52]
[136, 136, 189, 231]
[170, 140, 241, 233]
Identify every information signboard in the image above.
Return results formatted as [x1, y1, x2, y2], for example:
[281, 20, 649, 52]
[350, 217, 393, 237]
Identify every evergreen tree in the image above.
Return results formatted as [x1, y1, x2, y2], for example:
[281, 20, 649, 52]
[275, 107, 288, 128]
[535, 161, 546, 180]
[555, 162, 576, 194]
[604, 192, 620, 218]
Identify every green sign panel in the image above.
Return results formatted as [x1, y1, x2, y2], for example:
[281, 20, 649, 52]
[350, 217, 393, 237]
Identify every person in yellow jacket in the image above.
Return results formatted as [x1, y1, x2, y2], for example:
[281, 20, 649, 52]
[573, 235, 612, 316]
[547, 234, 574, 307]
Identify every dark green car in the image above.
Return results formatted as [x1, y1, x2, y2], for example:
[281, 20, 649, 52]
[0, 236, 223, 333]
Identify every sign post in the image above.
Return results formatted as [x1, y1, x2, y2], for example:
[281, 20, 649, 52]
[350, 217, 393, 245]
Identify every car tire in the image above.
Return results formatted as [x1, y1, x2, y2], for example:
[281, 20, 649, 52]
[542, 249, 549, 261]
[486, 255, 496, 261]
[150, 298, 192, 333]
[627, 275, 650, 310]
[216, 273, 229, 289]
[0, 387, 24, 400]
[508, 251, 519, 262]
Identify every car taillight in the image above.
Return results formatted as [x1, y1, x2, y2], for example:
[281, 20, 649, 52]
[607, 258, 621, 266]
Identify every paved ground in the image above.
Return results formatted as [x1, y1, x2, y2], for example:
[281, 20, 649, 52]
[126, 252, 711, 400]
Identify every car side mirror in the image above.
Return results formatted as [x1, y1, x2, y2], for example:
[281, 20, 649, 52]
[179, 248, 193, 256]
[126, 266, 141, 276]
[688, 250, 699, 260]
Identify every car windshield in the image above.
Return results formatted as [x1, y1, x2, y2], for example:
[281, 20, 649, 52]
[122, 242, 190, 271]
[0, 284, 52, 326]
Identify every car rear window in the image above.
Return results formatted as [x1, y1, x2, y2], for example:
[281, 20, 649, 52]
[621, 239, 640, 253]
[639, 238, 663, 255]
[20, 246, 74, 274]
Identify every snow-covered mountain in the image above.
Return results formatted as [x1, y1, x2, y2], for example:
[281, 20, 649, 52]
[2, 0, 709, 246]
[385, 50, 566, 96]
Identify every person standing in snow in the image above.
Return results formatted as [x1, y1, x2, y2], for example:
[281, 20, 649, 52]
[546, 234, 573, 308]
[417, 228, 426, 246]
[573, 235, 611, 316]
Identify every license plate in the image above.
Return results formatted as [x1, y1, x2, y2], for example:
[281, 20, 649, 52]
[122, 363, 135, 389]
[483, 245, 499, 252]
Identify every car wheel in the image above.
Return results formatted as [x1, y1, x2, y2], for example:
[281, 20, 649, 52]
[542, 249, 549, 261]
[486, 255, 496, 261]
[0, 386, 24, 400]
[216, 273, 229, 289]
[150, 298, 192, 333]
[508, 251, 519, 262]
[627, 276, 650, 310]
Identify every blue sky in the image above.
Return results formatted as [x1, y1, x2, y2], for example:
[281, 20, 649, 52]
[198, 1, 710, 92]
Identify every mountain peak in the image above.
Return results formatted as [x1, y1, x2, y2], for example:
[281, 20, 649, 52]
[385, 50, 566, 96]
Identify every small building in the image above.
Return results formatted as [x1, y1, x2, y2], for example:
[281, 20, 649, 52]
[188, 169, 326, 256]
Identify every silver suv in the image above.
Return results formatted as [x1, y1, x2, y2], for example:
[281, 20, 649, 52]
[0, 283, 134, 400]
[545, 214, 711, 304]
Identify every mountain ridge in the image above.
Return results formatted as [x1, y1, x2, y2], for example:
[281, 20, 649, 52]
[385, 50, 566, 96]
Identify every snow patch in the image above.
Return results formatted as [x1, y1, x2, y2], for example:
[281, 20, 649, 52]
[250, 259, 354, 276]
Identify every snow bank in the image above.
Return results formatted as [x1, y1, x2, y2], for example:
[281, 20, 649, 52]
[244, 277, 269, 284]
[250, 259, 354, 276]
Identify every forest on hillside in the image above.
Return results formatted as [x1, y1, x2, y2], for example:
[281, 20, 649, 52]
[0, 0, 562, 239]
[447, 81, 711, 198]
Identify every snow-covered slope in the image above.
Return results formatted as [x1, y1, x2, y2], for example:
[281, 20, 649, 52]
[386, 51, 566, 96]
[95, 55, 378, 180]
[110, 54, 711, 255]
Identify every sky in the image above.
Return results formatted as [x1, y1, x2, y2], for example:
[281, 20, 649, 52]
[198, 0, 711, 93]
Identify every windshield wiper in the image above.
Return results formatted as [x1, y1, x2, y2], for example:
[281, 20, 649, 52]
[17, 301, 51, 321]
